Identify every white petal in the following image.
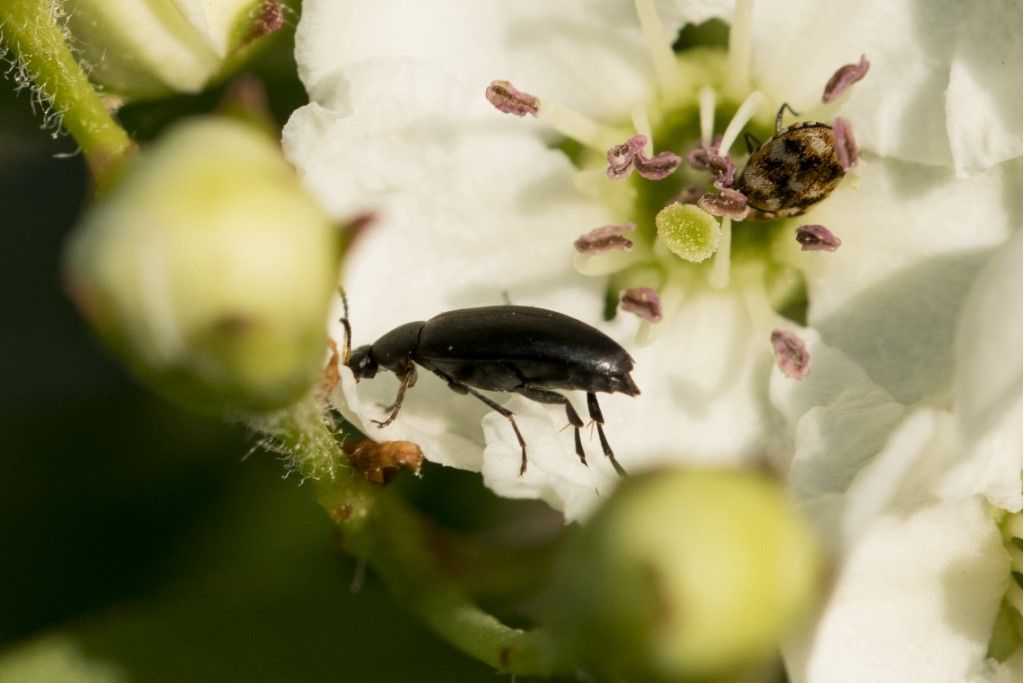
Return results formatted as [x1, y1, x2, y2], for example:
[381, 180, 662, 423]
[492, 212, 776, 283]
[294, 0, 656, 122]
[943, 231, 1023, 511]
[655, 0, 735, 29]
[945, 0, 1023, 176]
[769, 329, 904, 500]
[171, 0, 256, 56]
[798, 499, 1010, 683]
[750, 0, 1020, 170]
[283, 59, 612, 469]
[785, 158, 1019, 404]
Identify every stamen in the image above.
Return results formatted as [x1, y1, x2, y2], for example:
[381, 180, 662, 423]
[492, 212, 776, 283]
[606, 134, 681, 181]
[486, 80, 539, 117]
[718, 90, 767, 154]
[698, 86, 717, 147]
[631, 107, 654, 155]
[607, 135, 647, 180]
[832, 116, 859, 170]
[243, 0, 285, 45]
[796, 224, 842, 252]
[621, 287, 662, 322]
[771, 330, 810, 380]
[727, 0, 755, 93]
[707, 217, 732, 289]
[486, 80, 622, 150]
[822, 54, 870, 104]
[634, 150, 681, 180]
[574, 223, 636, 254]
[633, 0, 681, 95]
[635, 271, 689, 347]
[697, 188, 750, 220]
[687, 142, 735, 187]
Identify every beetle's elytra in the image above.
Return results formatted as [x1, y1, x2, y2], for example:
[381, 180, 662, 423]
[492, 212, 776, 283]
[735, 120, 846, 221]
[342, 305, 639, 476]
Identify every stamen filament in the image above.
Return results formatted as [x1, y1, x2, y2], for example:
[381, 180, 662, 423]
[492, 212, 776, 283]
[698, 86, 717, 147]
[633, 0, 682, 95]
[719, 90, 767, 154]
[635, 271, 689, 347]
[574, 249, 644, 276]
[707, 217, 732, 288]
[727, 0, 754, 95]
[631, 107, 654, 155]
[538, 101, 622, 151]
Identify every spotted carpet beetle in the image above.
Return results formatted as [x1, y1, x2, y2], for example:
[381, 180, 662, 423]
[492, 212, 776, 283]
[734, 105, 847, 221]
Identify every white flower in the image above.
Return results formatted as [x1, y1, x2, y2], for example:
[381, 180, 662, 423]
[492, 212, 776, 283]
[64, 0, 283, 99]
[283, 0, 1019, 519]
[771, 231, 1022, 682]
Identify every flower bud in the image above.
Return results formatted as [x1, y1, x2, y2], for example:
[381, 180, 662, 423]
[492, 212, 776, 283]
[64, 117, 342, 413]
[545, 468, 820, 681]
[64, 0, 282, 100]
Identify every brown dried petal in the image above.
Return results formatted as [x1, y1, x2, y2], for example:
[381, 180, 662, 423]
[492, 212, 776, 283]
[796, 224, 842, 252]
[574, 223, 636, 254]
[771, 330, 810, 380]
[822, 54, 871, 104]
[343, 439, 424, 486]
[621, 287, 662, 323]
[485, 80, 539, 117]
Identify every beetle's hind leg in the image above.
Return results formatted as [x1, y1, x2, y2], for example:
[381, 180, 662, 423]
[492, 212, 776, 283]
[587, 392, 626, 477]
[515, 388, 587, 466]
[427, 369, 530, 474]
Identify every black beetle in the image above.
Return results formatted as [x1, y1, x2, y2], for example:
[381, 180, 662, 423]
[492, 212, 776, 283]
[340, 303, 639, 476]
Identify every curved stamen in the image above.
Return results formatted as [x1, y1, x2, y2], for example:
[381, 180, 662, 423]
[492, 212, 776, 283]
[486, 80, 621, 151]
[822, 54, 871, 104]
[633, 0, 681, 95]
[727, 0, 755, 93]
[719, 90, 767, 154]
[698, 85, 717, 147]
[833, 116, 859, 170]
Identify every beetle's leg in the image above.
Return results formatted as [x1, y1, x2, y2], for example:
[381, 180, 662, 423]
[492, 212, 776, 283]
[427, 368, 530, 474]
[372, 364, 416, 428]
[743, 131, 761, 154]
[587, 392, 626, 477]
[515, 388, 587, 466]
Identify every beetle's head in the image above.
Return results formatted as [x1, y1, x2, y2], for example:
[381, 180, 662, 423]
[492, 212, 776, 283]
[347, 344, 379, 381]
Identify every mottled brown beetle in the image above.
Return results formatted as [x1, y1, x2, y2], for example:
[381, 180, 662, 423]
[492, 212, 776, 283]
[734, 105, 846, 221]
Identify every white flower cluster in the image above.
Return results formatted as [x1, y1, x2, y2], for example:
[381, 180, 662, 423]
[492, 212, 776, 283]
[281, 0, 1021, 679]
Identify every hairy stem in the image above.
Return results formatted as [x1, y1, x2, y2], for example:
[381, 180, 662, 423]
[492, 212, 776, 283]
[0, 0, 133, 184]
[268, 399, 563, 676]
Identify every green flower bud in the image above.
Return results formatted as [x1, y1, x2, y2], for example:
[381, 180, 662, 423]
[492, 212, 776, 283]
[64, 117, 342, 413]
[546, 468, 820, 681]
[64, 0, 283, 100]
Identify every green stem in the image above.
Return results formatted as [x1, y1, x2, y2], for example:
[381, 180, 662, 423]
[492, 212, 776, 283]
[0, 0, 134, 184]
[271, 399, 564, 676]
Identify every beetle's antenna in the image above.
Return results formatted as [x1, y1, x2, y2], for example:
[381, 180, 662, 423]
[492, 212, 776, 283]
[338, 288, 352, 366]
[775, 102, 801, 132]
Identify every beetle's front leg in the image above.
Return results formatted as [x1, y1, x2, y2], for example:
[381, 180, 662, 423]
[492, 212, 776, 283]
[373, 363, 416, 428]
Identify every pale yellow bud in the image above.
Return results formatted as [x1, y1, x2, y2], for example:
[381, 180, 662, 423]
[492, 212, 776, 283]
[65, 117, 342, 412]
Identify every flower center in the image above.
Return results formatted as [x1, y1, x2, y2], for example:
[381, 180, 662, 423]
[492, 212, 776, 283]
[485, 0, 867, 349]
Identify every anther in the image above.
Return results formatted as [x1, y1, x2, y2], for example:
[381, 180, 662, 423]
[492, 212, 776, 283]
[606, 135, 680, 181]
[634, 150, 681, 180]
[796, 224, 842, 252]
[621, 288, 662, 323]
[697, 188, 750, 221]
[607, 135, 647, 180]
[243, 0, 285, 45]
[832, 116, 859, 170]
[822, 54, 870, 104]
[687, 142, 736, 187]
[574, 223, 636, 254]
[771, 330, 810, 380]
[485, 80, 540, 117]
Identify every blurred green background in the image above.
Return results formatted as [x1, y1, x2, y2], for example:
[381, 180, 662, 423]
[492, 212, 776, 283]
[0, 29, 553, 683]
